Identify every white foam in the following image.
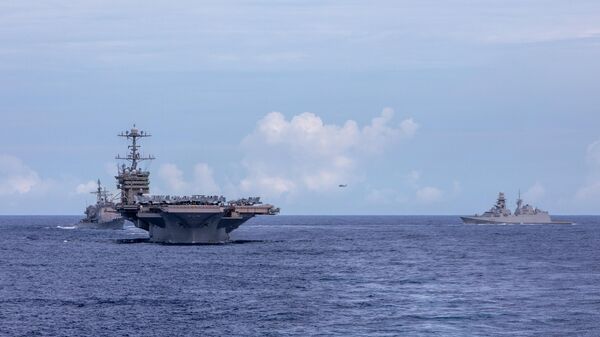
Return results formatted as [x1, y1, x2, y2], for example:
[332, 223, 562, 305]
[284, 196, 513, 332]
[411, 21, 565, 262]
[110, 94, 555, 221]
[57, 225, 77, 229]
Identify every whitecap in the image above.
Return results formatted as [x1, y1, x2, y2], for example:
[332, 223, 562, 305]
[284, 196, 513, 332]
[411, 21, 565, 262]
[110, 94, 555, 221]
[56, 225, 77, 230]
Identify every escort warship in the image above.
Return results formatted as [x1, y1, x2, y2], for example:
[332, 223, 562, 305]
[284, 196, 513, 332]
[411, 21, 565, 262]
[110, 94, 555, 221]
[114, 126, 279, 244]
[78, 179, 125, 229]
[461, 192, 572, 225]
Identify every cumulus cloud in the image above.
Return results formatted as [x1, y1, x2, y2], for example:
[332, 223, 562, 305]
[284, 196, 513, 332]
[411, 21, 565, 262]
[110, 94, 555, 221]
[158, 162, 220, 195]
[406, 170, 421, 188]
[75, 180, 98, 194]
[366, 187, 408, 205]
[239, 108, 418, 197]
[576, 182, 600, 201]
[104, 162, 119, 176]
[416, 186, 443, 203]
[0, 154, 41, 195]
[575, 139, 600, 201]
[193, 163, 220, 195]
[240, 176, 296, 196]
[585, 140, 600, 167]
[402, 170, 447, 204]
[360, 108, 418, 153]
[523, 182, 545, 202]
[158, 163, 186, 193]
[452, 180, 462, 196]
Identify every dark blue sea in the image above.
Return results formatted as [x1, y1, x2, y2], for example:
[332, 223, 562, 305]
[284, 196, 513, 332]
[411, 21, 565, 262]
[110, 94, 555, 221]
[1, 215, 599, 336]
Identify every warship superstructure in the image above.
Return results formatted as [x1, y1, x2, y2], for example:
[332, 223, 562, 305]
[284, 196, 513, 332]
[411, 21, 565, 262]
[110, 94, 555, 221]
[114, 126, 279, 243]
[461, 192, 572, 224]
[78, 179, 125, 229]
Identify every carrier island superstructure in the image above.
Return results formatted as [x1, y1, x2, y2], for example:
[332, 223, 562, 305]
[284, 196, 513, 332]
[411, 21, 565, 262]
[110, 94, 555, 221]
[114, 126, 279, 243]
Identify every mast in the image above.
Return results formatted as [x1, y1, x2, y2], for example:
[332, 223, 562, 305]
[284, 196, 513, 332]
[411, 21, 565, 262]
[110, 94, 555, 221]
[516, 189, 523, 212]
[115, 125, 154, 205]
[116, 125, 154, 171]
[91, 179, 103, 203]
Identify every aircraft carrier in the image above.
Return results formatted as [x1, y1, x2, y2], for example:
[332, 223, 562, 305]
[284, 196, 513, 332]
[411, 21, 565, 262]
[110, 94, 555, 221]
[78, 179, 125, 229]
[114, 126, 279, 243]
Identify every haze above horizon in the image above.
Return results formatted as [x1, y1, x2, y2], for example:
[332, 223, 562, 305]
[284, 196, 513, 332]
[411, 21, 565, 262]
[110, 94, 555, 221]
[1, 0, 599, 215]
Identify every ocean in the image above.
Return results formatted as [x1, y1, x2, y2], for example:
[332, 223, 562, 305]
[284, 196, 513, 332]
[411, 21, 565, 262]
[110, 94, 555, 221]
[0, 215, 598, 336]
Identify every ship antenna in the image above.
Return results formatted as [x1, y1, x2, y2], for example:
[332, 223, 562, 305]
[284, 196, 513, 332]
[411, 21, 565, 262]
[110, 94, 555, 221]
[91, 179, 102, 203]
[116, 125, 155, 171]
[516, 189, 523, 210]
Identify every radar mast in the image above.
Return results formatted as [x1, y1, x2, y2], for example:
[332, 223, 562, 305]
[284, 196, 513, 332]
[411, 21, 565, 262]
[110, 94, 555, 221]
[116, 125, 154, 171]
[91, 179, 104, 203]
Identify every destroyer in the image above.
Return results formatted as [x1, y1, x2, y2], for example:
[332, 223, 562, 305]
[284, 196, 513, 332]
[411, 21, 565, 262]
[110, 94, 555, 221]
[114, 126, 279, 243]
[461, 192, 572, 224]
[78, 179, 125, 229]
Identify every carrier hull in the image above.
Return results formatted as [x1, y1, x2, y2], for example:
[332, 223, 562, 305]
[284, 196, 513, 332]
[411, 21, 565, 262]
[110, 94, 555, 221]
[122, 204, 273, 244]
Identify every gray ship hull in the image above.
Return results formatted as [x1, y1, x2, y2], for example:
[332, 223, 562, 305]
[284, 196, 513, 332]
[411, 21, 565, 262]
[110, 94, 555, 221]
[77, 218, 125, 230]
[461, 216, 572, 225]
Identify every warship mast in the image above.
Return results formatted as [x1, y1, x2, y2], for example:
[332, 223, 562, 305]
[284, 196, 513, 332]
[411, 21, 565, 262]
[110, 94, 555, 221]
[91, 179, 110, 204]
[92, 179, 103, 203]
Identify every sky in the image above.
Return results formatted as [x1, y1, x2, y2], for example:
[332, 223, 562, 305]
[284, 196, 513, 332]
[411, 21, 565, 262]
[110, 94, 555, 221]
[0, 0, 599, 215]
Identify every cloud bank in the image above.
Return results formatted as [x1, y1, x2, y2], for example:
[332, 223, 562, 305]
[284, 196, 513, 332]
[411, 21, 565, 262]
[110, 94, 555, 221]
[238, 108, 418, 197]
[576, 139, 600, 201]
[523, 182, 545, 203]
[416, 186, 443, 204]
[158, 162, 220, 195]
[75, 180, 98, 194]
[0, 154, 41, 195]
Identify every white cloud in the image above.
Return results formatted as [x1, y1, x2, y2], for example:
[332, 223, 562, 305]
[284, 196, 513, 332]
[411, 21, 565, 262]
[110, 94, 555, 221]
[104, 162, 119, 176]
[75, 180, 97, 194]
[240, 176, 296, 196]
[240, 108, 417, 197]
[576, 139, 600, 202]
[158, 163, 186, 193]
[452, 180, 462, 195]
[366, 170, 452, 206]
[406, 170, 421, 188]
[366, 187, 408, 205]
[576, 182, 600, 201]
[0, 154, 41, 195]
[158, 162, 220, 195]
[0, 156, 128, 214]
[193, 163, 220, 195]
[3, 0, 599, 72]
[360, 108, 418, 153]
[523, 182, 545, 203]
[416, 186, 443, 203]
[586, 140, 600, 167]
